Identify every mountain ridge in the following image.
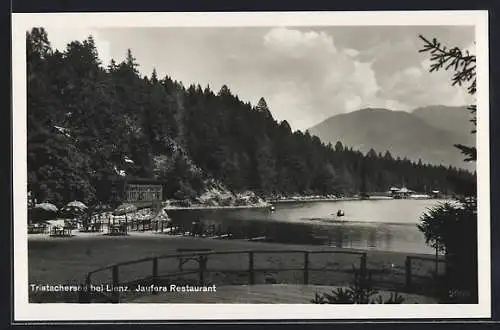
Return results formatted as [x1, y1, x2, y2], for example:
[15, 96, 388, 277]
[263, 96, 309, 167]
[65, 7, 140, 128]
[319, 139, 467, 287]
[308, 106, 475, 171]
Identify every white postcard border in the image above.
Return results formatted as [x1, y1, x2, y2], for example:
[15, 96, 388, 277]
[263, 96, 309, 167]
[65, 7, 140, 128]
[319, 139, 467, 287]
[12, 10, 491, 321]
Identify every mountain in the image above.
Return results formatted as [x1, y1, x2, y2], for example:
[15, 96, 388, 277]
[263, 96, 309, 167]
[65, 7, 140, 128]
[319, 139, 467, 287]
[412, 105, 476, 146]
[308, 107, 475, 171]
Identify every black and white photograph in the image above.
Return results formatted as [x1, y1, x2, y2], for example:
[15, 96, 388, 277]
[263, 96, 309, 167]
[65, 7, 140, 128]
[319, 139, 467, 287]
[12, 11, 490, 321]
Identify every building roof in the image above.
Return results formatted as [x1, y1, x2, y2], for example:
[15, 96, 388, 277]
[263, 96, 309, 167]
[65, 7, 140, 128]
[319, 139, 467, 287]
[125, 177, 168, 185]
[108, 176, 168, 185]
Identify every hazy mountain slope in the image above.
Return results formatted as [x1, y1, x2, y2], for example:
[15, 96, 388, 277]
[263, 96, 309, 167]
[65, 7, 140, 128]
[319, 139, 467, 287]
[412, 105, 475, 147]
[309, 108, 474, 170]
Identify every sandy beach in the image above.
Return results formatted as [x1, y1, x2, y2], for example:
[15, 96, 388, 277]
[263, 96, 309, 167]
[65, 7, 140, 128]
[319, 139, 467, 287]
[28, 233, 444, 303]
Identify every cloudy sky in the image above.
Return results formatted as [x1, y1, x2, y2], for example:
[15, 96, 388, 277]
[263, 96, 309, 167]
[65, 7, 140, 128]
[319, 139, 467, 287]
[44, 25, 475, 130]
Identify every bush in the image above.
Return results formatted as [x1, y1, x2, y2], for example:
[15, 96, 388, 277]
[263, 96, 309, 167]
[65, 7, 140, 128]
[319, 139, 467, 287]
[173, 181, 198, 201]
[311, 267, 406, 304]
[417, 199, 478, 303]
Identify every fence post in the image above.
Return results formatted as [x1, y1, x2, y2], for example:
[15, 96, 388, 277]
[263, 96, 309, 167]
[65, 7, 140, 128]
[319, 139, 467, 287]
[405, 257, 412, 291]
[85, 274, 92, 302]
[152, 258, 158, 295]
[112, 265, 120, 303]
[360, 253, 367, 278]
[303, 252, 309, 285]
[198, 255, 205, 285]
[79, 274, 91, 303]
[248, 252, 255, 285]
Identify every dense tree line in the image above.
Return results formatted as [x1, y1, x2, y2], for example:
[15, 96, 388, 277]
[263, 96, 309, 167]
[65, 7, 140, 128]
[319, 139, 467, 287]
[26, 28, 476, 206]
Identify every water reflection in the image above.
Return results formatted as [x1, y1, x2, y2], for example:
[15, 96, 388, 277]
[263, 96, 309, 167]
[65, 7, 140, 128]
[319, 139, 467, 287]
[168, 200, 444, 255]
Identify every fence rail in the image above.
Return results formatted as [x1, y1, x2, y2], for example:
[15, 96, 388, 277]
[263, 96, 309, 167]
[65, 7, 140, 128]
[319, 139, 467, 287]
[79, 249, 367, 303]
[405, 255, 447, 292]
[78, 250, 445, 303]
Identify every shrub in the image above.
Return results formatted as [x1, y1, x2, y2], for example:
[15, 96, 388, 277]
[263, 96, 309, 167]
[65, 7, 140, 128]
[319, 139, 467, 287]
[311, 266, 406, 304]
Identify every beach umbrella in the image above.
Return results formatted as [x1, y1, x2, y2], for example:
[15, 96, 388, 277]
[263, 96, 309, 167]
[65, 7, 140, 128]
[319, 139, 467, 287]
[34, 203, 58, 212]
[67, 200, 88, 209]
[60, 200, 88, 219]
[32, 203, 59, 222]
[112, 203, 137, 216]
[59, 205, 86, 219]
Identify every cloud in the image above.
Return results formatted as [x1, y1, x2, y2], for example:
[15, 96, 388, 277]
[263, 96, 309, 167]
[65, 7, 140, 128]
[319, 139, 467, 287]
[344, 48, 360, 57]
[219, 26, 473, 129]
[376, 58, 473, 110]
[41, 26, 475, 131]
[257, 27, 384, 128]
[263, 27, 338, 57]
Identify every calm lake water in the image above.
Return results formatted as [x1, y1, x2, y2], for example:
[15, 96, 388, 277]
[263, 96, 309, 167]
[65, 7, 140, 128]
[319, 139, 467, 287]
[168, 199, 448, 255]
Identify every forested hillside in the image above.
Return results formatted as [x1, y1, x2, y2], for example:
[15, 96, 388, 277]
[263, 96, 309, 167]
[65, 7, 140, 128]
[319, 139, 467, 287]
[26, 28, 475, 206]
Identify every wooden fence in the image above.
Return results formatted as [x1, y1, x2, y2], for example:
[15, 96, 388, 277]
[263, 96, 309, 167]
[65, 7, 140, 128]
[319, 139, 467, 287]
[78, 250, 446, 303]
[405, 255, 447, 293]
[79, 249, 367, 303]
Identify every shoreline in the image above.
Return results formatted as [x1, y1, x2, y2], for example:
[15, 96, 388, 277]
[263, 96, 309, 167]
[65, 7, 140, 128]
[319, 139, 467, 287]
[271, 197, 358, 203]
[27, 232, 437, 258]
[271, 196, 443, 204]
[163, 203, 271, 211]
[32, 196, 442, 216]
[161, 195, 443, 210]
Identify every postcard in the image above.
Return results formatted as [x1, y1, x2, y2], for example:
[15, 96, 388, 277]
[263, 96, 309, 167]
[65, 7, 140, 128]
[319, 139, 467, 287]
[12, 10, 490, 321]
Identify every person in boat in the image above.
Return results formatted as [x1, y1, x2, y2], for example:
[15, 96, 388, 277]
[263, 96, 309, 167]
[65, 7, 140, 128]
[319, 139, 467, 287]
[336, 209, 345, 217]
[191, 219, 199, 237]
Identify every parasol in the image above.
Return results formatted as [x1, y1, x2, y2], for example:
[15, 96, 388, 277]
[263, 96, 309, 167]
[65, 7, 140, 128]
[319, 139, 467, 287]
[34, 203, 58, 212]
[59, 201, 88, 218]
[31, 203, 59, 222]
[59, 206, 86, 218]
[66, 200, 88, 209]
[113, 203, 137, 216]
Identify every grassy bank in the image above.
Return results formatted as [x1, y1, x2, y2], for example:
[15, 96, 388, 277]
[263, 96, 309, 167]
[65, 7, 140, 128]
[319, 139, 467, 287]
[28, 235, 444, 303]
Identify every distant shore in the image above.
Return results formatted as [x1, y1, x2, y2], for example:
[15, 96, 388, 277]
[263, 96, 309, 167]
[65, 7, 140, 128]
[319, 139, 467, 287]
[162, 197, 379, 209]
[160, 195, 437, 210]
[162, 203, 272, 211]
[269, 195, 410, 203]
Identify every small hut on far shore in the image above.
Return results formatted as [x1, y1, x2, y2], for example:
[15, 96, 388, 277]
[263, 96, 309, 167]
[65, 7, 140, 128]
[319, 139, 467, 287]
[389, 186, 413, 199]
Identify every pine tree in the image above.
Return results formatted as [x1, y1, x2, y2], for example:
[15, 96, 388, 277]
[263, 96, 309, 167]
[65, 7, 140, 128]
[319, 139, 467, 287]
[334, 141, 344, 152]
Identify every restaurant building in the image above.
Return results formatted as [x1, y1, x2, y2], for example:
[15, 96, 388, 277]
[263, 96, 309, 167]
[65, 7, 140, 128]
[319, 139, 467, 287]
[114, 177, 166, 208]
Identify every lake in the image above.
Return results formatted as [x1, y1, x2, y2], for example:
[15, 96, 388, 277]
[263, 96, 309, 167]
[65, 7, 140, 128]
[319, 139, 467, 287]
[167, 199, 448, 255]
